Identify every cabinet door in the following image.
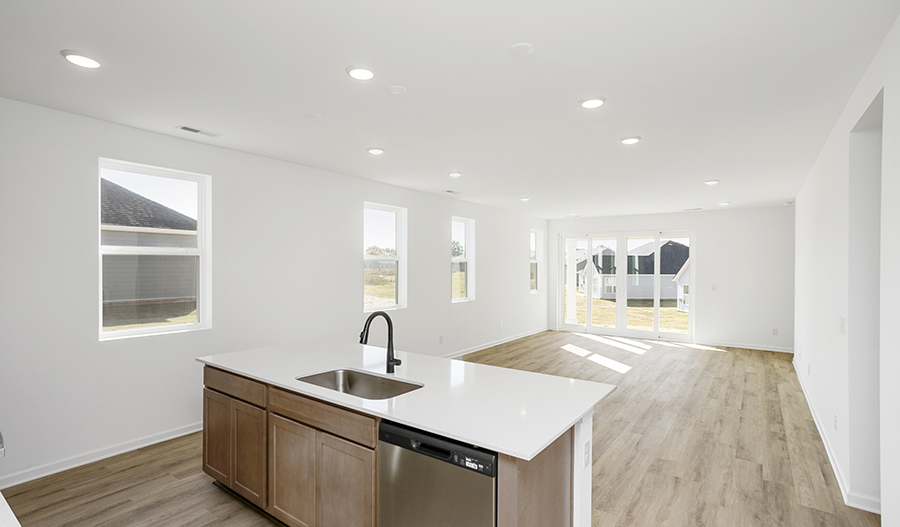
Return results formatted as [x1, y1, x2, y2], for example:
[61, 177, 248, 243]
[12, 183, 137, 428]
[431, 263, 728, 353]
[268, 413, 316, 527]
[316, 432, 375, 527]
[232, 398, 267, 508]
[203, 388, 232, 486]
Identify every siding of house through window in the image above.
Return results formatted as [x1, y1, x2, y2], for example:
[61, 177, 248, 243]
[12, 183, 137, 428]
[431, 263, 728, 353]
[99, 161, 209, 337]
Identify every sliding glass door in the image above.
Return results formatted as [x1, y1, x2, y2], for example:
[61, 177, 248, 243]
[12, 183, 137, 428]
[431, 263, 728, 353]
[560, 232, 692, 340]
[590, 238, 617, 329]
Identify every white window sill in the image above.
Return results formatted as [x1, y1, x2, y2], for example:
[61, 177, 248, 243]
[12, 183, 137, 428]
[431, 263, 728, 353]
[100, 323, 210, 341]
[364, 305, 405, 313]
[451, 298, 473, 304]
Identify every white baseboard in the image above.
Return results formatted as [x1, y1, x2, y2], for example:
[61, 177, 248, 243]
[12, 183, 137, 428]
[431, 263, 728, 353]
[793, 359, 881, 514]
[441, 327, 549, 359]
[0, 421, 202, 491]
[846, 490, 881, 515]
[701, 339, 793, 354]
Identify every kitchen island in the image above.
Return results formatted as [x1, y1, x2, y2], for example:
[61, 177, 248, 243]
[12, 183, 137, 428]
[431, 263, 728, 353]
[0, 493, 20, 527]
[197, 341, 615, 527]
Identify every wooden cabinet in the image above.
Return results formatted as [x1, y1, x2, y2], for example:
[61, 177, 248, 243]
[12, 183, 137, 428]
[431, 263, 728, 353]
[202, 388, 232, 485]
[202, 368, 268, 509]
[316, 432, 375, 527]
[232, 398, 267, 507]
[203, 367, 376, 527]
[268, 414, 316, 527]
[266, 389, 377, 527]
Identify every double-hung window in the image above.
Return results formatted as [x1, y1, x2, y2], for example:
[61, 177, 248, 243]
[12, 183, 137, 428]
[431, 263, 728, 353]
[451, 217, 475, 301]
[99, 158, 211, 339]
[364, 203, 407, 310]
[530, 229, 542, 292]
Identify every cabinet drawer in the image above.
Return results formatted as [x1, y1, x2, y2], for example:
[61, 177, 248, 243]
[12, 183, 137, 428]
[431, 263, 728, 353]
[205, 366, 268, 408]
[269, 388, 377, 448]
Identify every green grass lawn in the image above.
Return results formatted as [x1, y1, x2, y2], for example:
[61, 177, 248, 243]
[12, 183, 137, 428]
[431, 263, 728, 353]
[364, 267, 397, 307]
[451, 269, 467, 299]
[103, 302, 197, 331]
[565, 292, 689, 334]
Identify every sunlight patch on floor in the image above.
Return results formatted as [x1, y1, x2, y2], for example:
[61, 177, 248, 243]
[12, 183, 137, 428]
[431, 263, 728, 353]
[587, 353, 632, 374]
[562, 343, 591, 357]
[561, 343, 633, 374]
[644, 340, 685, 348]
[574, 333, 647, 355]
[606, 336, 652, 350]
[680, 343, 727, 352]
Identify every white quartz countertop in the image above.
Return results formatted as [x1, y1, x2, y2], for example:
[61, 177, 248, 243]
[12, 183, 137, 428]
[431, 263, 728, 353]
[197, 341, 615, 460]
[0, 493, 20, 527]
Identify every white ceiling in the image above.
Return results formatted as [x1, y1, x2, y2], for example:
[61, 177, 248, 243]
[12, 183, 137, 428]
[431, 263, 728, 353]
[1, 0, 897, 219]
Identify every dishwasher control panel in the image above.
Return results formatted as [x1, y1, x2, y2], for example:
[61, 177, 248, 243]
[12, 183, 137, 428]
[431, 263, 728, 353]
[452, 453, 493, 476]
[380, 420, 497, 478]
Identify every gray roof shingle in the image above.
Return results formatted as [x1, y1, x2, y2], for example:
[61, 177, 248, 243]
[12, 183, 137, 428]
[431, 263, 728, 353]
[101, 178, 197, 231]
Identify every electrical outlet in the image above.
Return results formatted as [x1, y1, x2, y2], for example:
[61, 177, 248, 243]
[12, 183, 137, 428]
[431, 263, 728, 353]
[439, 335, 444, 344]
[499, 322, 503, 330]
[711, 284, 717, 292]
[838, 316, 845, 335]
[808, 364, 811, 376]
[834, 414, 838, 431]
[772, 328, 778, 336]
[583, 441, 591, 469]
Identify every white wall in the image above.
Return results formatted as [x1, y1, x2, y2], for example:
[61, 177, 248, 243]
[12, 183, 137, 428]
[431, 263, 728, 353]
[794, 14, 900, 517]
[847, 99, 882, 506]
[548, 206, 796, 352]
[0, 97, 548, 488]
[880, 30, 900, 524]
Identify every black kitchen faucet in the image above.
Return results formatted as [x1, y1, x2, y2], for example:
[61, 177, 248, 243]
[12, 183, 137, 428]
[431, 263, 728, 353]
[359, 311, 402, 374]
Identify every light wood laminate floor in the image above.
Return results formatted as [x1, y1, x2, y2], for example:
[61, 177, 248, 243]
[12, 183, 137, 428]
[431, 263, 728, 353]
[464, 331, 880, 527]
[2, 331, 880, 526]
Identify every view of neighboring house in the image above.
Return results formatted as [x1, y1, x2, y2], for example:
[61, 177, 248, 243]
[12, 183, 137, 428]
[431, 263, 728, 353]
[673, 258, 690, 313]
[100, 178, 198, 327]
[571, 240, 689, 303]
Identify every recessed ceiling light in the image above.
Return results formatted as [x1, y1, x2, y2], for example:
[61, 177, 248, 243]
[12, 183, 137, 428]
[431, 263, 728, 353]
[580, 98, 606, 109]
[621, 137, 641, 145]
[388, 85, 407, 95]
[449, 172, 462, 178]
[60, 50, 100, 69]
[305, 113, 323, 120]
[346, 66, 374, 81]
[567, 212, 579, 217]
[705, 179, 720, 185]
[508, 43, 534, 56]
[520, 197, 530, 202]
[719, 201, 730, 206]
[367, 148, 384, 155]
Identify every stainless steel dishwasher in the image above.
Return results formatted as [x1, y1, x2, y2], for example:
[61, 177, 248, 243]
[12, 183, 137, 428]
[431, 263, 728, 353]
[378, 420, 497, 527]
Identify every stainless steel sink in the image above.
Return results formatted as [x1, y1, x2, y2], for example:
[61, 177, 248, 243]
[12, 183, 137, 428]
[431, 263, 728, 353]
[297, 369, 423, 400]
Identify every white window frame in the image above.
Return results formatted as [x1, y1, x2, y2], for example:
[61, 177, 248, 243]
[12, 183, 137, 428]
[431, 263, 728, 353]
[451, 217, 475, 302]
[363, 202, 408, 311]
[98, 158, 212, 340]
[530, 229, 543, 293]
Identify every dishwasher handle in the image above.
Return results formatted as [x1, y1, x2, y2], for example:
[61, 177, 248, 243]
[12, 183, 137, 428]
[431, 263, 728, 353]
[410, 440, 452, 461]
